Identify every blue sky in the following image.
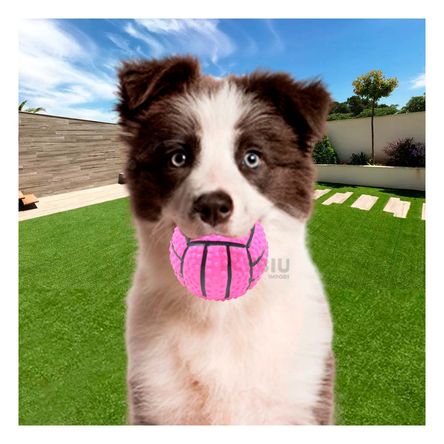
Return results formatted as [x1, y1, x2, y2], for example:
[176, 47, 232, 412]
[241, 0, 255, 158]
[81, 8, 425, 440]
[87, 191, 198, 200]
[19, 19, 425, 123]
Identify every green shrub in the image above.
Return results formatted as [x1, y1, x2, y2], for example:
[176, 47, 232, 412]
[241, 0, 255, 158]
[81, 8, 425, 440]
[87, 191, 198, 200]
[349, 152, 371, 165]
[327, 112, 354, 121]
[384, 138, 425, 167]
[357, 105, 398, 118]
[346, 95, 369, 116]
[400, 95, 425, 113]
[312, 136, 338, 164]
[330, 101, 350, 114]
[327, 106, 398, 121]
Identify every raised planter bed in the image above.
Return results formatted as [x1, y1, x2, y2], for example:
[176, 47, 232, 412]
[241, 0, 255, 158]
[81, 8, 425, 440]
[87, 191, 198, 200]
[316, 164, 425, 191]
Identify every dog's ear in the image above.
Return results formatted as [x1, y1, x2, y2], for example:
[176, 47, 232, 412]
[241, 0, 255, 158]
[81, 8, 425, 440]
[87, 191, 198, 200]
[117, 55, 200, 119]
[235, 72, 332, 151]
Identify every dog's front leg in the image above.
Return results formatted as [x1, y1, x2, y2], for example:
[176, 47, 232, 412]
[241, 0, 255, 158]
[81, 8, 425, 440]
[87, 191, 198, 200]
[127, 378, 157, 425]
[313, 351, 336, 425]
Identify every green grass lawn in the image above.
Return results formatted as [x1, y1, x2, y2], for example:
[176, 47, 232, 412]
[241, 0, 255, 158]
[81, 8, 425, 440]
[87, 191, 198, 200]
[19, 184, 425, 425]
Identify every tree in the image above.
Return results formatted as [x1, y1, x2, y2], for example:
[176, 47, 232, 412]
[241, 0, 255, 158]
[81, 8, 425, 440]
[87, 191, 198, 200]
[401, 94, 426, 113]
[352, 70, 398, 164]
[19, 100, 46, 114]
[330, 101, 350, 114]
[346, 95, 368, 116]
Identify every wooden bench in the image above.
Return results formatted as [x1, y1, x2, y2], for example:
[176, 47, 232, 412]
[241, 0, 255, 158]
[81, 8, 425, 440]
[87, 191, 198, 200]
[19, 190, 39, 210]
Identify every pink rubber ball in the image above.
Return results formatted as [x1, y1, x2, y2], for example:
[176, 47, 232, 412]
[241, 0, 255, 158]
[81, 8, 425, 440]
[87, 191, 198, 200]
[169, 222, 268, 301]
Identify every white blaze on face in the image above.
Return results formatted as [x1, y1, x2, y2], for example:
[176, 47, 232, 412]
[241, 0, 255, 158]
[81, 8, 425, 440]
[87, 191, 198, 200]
[167, 80, 274, 238]
[180, 81, 244, 189]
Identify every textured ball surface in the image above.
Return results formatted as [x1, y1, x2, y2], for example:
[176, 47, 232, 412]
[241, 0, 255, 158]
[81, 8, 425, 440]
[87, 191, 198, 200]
[169, 222, 268, 301]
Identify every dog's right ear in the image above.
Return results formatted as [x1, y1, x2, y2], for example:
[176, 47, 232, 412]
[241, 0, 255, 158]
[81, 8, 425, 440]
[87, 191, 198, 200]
[233, 71, 332, 152]
[116, 55, 200, 119]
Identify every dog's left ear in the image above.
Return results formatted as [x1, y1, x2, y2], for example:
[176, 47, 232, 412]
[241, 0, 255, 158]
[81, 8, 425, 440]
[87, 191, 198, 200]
[116, 55, 201, 121]
[235, 72, 332, 151]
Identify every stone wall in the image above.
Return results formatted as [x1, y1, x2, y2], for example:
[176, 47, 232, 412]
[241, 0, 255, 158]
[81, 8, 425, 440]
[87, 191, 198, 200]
[19, 112, 127, 197]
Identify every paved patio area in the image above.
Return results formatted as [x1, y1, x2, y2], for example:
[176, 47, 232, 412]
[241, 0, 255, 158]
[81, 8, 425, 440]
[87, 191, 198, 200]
[19, 184, 129, 221]
[19, 185, 425, 222]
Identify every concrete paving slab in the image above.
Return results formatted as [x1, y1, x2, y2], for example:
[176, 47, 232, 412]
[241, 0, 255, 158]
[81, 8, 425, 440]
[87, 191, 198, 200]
[322, 191, 353, 206]
[351, 194, 378, 211]
[399, 200, 411, 219]
[422, 203, 426, 220]
[383, 197, 411, 219]
[383, 197, 397, 214]
[314, 189, 331, 200]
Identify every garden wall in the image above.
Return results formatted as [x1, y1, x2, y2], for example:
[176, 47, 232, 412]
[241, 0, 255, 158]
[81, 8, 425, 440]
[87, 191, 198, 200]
[19, 112, 127, 197]
[19, 111, 427, 198]
[326, 112, 425, 163]
[316, 164, 425, 191]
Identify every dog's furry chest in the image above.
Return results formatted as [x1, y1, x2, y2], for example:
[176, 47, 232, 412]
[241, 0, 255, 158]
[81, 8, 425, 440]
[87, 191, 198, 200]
[125, 240, 333, 424]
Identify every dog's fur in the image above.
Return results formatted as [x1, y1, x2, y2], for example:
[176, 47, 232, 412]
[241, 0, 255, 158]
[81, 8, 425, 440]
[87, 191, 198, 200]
[117, 55, 335, 425]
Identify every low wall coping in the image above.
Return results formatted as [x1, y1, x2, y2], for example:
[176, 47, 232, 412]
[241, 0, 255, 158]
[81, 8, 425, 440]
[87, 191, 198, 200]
[317, 164, 425, 170]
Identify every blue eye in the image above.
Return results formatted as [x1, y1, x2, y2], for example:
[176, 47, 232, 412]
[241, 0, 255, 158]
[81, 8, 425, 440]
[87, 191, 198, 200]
[170, 150, 187, 168]
[243, 151, 262, 169]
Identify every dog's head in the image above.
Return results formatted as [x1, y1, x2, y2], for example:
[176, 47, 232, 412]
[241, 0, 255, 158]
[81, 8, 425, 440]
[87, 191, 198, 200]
[117, 56, 331, 238]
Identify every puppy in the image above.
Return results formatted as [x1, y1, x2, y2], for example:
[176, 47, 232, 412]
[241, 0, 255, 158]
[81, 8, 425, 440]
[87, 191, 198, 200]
[116, 55, 334, 425]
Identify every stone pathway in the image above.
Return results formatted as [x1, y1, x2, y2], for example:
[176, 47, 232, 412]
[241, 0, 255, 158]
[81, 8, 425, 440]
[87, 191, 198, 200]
[19, 184, 129, 221]
[315, 189, 424, 220]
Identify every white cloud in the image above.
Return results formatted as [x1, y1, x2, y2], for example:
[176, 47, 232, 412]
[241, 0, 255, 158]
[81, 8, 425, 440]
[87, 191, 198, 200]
[107, 33, 133, 54]
[20, 83, 117, 123]
[409, 73, 425, 89]
[19, 19, 85, 60]
[19, 19, 117, 122]
[124, 22, 165, 57]
[18, 19, 236, 122]
[137, 19, 190, 34]
[51, 106, 117, 123]
[127, 19, 235, 64]
[265, 20, 285, 52]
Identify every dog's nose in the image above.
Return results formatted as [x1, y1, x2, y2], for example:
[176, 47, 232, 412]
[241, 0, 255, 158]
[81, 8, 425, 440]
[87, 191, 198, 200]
[192, 191, 233, 226]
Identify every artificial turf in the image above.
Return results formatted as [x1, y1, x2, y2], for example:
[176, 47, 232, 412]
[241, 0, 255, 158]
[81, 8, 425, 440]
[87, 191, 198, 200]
[19, 184, 425, 425]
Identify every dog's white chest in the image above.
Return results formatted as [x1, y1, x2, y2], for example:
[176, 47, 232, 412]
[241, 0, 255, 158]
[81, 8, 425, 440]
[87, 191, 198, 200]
[127, 271, 332, 424]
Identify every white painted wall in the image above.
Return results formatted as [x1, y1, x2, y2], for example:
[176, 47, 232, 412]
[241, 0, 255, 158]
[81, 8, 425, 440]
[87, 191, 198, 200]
[326, 112, 425, 163]
[316, 165, 425, 191]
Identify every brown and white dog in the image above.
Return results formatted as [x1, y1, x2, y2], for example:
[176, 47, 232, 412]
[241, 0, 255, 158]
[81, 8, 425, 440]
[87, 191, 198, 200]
[116, 55, 335, 425]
